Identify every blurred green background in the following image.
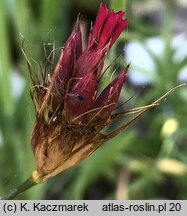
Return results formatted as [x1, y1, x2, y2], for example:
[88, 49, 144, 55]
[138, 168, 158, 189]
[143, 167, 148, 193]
[0, 0, 187, 199]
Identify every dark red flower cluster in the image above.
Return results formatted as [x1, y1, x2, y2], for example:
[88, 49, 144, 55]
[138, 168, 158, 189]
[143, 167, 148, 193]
[56, 3, 128, 121]
[30, 3, 129, 181]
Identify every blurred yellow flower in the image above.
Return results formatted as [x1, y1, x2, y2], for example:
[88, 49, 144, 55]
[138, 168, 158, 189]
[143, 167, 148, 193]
[161, 118, 179, 137]
[157, 158, 187, 175]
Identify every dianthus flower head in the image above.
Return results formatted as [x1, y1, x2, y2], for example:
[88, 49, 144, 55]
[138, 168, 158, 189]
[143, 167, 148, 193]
[29, 3, 129, 181]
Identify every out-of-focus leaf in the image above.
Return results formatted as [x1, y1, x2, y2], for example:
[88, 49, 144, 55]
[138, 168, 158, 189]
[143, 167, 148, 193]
[0, 0, 13, 117]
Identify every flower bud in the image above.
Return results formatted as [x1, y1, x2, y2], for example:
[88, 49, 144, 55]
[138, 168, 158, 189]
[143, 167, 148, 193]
[55, 23, 82, 95]
[93, 66, 128, 118]
[65, 72, 97, 119]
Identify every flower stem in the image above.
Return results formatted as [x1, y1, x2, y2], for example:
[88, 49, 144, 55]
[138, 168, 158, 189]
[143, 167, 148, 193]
[0, 176, 37, 200]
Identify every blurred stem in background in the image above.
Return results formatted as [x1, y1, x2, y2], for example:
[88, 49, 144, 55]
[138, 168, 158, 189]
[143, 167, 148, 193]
[0, 0, 13, 197]
[0, 0, 13, 115]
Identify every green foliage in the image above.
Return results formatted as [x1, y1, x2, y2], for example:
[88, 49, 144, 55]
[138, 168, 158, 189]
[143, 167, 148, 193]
[0, 0, 187, 200]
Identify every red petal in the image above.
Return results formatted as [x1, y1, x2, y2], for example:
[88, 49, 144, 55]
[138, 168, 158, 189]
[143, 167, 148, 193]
[88, 3, 127, 49]
[55, 23, 82, 93]
[72, 4, 128, 82]
[65, 72, 98, 119]
[97, 12, 118, 49]
[93, 66, 129, 118]
[110, 19, 128, 47]
[73, 48, 103, 78]
[88, 3, 109, 48]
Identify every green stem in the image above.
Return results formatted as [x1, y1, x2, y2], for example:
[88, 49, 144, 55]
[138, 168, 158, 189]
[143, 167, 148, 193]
[0, 176, 37, 200]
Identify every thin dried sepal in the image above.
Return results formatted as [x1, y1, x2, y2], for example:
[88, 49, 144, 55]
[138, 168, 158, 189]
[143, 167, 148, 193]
[73, 103, 116, 122]
[111, 103, 159, 120]
[99, 55, 121, 82]
[104, 84, 186, 141]
[38, 52, 64, 118]
[21, 39, 41, 86]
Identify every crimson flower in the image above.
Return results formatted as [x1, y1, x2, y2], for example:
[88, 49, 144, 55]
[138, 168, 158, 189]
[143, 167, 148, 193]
[30, 3, 129, 181]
